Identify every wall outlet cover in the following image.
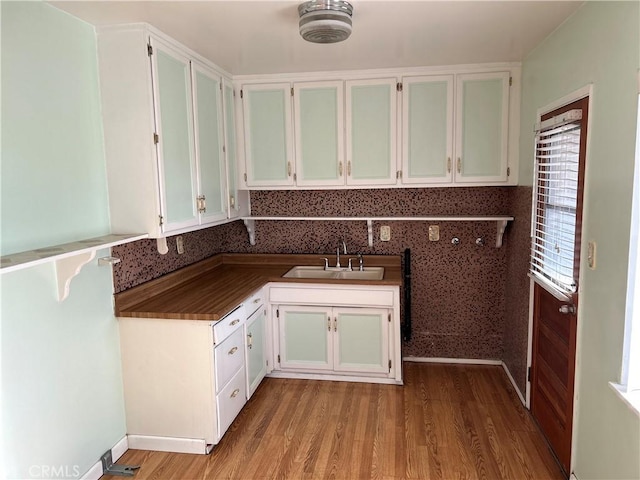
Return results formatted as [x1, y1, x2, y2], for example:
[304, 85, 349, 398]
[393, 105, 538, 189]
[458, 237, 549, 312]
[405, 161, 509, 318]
[428, 225, 440, 241]
[176, 235, 185, 254]
[380, 226, 391, 242]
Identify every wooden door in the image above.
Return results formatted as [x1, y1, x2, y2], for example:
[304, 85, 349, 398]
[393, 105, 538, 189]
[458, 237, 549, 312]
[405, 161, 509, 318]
[531, 284, 577, 475]
[530, 97, 589, 476]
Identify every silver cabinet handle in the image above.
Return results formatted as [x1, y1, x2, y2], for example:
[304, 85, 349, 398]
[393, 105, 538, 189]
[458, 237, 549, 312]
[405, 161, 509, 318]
[230, 319, 240, 326]
[228, 346, 238, 355]
[253, 298, 260, 304]
[447, 157, 451, 173]
[328, 317, 331, 331]
[339, 162, 343, 176]
[230, 389, 240, 398]
[457, 157, 462, 174]
[247, 333, 253, 349]
[334, 317, 337, 332]
[287, 161, 292, 177]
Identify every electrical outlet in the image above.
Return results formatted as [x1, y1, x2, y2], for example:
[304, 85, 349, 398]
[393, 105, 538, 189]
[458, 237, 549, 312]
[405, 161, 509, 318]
[176, 235, 184, 254]
[380, 226, 391, 242]
[428, 225, 440, 241]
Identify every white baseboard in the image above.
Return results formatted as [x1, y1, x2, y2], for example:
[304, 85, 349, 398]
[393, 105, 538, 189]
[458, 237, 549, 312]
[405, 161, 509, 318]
[403, 356, 502, 365]
[80, 435, 128, 480]
[128, 434, 210, 454]
[267, 371, 402, 385]
[501, 362, 526, 406]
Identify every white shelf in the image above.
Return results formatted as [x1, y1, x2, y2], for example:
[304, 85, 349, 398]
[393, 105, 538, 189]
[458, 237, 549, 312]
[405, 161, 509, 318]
[241, 216, 514, 248]
[1, 233, 148, 301]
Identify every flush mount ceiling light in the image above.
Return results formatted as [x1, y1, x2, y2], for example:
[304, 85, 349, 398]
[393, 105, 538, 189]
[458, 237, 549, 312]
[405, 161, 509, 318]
[298, 0, 354, 44]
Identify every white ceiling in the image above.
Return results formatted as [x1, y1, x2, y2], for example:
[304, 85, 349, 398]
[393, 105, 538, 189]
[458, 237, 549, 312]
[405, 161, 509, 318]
[51, 1, 583, 76]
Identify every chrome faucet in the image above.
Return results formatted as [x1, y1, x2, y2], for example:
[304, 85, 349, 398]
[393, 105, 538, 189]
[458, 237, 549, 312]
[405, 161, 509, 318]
[336, 240, 347, 269]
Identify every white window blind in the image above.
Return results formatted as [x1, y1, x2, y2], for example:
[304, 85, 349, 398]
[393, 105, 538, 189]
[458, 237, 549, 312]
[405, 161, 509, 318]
[530, 109, 583, 295]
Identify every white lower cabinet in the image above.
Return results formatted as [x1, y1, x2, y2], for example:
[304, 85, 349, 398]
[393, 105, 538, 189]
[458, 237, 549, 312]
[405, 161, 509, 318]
[269, 284, 402, 384]
[119, 289, 267, 455]
[278, 305, 390, 375]
[245, 307, 267, 398]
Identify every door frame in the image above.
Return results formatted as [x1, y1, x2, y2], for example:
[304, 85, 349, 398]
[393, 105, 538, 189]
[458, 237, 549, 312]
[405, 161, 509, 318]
[525, 84, 594, 473]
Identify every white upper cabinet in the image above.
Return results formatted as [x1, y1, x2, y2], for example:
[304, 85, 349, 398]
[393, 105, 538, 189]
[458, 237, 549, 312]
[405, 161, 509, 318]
[242, 83, 295, 187]
[294, 81, 344, 187]
[96, 24, 244, 239]
[150, 37, 200, 232]
[346, 78, 398, 186]
[222, 79, 241, 219]
[455, 72, 510, 183]
[191, 61, 227, 225]
[401, 75, 454, 184]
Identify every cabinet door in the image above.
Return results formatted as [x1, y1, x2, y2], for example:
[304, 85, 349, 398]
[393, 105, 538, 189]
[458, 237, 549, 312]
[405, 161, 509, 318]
[223, 80, 240, 218]
[245, 308, 267, 399]
[150, 37, 199, 232]
[279, 305, 332, 371]
[333, 308, 389, 375]
[346, 79, 397, 185]
[242, 84, 294, 187]
[455, 72, 510, 183]
[294, 81, 344, 186]
[402, 75, 454, 184]
[192, 62, 227, 225]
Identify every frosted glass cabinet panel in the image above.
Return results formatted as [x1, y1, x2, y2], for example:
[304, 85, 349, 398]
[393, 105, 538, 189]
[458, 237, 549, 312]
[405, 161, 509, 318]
[346, 79, 397, 185]
[279, 306, 332, 371]
[455, 72, 510, 182]
[402, 75, 454, 184]
[192, 63, 227, 225]
[334, 308, 389, 374]
[223, 81, 240, 218]
[242, 84, 294, 187]
[294, 81, 344, 186]
[152, 38, 199, 231]
[245, 307, 267, 398]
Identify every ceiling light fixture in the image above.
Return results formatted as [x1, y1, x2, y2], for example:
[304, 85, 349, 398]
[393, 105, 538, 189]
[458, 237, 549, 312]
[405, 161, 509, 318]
[298, 0, 353, 44]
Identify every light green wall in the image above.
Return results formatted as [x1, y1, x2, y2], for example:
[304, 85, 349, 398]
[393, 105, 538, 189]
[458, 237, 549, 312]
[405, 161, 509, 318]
[520, 2, 640, 478]
[1, 2, 126, 478]
[1, 257, 126, 479]
[1, 1, 110, 255]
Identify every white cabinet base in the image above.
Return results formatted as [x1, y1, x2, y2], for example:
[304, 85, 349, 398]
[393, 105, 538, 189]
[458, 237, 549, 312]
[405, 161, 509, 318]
[267, 370, 402, 386]
[127, 435, 212, 455]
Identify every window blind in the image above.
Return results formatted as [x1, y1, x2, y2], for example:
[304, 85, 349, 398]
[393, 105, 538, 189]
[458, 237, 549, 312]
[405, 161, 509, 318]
[530, 109, 583, 295]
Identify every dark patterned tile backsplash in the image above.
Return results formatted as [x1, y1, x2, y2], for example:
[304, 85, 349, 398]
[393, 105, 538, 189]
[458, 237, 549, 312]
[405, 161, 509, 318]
[112, 187, 529, 366]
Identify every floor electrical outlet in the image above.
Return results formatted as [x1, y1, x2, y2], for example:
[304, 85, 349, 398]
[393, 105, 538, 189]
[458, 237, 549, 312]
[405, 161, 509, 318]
[380, 226, 391, 242]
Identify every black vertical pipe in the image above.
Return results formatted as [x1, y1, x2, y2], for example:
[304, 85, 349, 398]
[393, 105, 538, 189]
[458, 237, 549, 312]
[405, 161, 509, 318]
[403, 248, 412, 341]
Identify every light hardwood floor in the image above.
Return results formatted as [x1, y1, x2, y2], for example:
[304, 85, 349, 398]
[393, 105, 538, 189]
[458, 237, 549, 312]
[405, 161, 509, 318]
[104, 363, 564, 479]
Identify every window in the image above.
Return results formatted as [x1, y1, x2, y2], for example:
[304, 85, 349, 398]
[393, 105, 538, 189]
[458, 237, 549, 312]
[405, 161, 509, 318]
[612, 92, 640, 414]
[530, 98, 588, 297]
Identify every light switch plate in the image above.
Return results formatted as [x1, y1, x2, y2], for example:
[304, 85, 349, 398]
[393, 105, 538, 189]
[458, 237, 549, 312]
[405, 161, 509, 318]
[380, 226, 391, 242]
[429, 225, 440, 241]
[176, 235, 185, 254]
[588, 240, 596, 269]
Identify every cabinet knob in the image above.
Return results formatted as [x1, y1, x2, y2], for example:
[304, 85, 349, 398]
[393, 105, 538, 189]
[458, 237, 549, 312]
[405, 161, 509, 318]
[230, 388, 240, 398]
[230, 319, 240, 326]
[228, 346, 238, 355]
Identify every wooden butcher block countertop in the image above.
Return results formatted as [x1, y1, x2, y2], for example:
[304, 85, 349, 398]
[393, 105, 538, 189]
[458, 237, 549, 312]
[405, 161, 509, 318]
[115, 253, 402, 321]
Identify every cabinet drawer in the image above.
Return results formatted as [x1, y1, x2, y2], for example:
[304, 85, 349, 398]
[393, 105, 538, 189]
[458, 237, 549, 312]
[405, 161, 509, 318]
[244, 289, 264, 317]
[216, 366, 247, 439]
[214, 328, 245, 392]
[213, 305, 246, 344]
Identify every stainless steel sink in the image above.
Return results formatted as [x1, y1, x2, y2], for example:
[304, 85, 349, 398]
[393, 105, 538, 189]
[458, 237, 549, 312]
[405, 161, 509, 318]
[283, 266, 384, 280]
